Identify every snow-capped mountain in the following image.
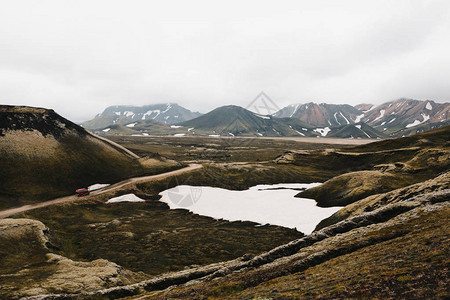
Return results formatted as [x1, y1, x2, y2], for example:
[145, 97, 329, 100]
[275, 99, 449, 137]
[273, 103, 362, 127]
[359, 99, 450, 136]
[82, 103, 202, 130]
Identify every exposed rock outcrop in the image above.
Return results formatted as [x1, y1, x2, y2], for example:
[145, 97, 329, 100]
[0, 218, 147, 299]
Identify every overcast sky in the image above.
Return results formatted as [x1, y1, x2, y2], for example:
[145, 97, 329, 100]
[1, 0, 449, 122]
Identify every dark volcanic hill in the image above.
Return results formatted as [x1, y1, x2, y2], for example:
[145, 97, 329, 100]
[82, 103, 202, 129]
[327, 123, 388, 139]
[178, 105, 315, 137]
[0, 105, 175, 208]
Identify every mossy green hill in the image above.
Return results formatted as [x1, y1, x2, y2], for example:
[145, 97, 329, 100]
[0, 105, 179, 209]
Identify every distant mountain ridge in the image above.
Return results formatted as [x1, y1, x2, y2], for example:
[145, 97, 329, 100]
[178, 105, 316, 137]
[273, 103, 362, 127]
[275, 98, 449, 137]
[82, 103, 202, 129]
[83, 98, 449, 139]
[177, 105, 387, 139]
[358, 98, 450, 137]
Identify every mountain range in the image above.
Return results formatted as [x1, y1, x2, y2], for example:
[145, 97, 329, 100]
[82, 103, 202, 130]
[83, 98, 450, 139]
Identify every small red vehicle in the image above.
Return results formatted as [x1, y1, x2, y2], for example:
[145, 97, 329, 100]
[75, 188, 90, 197]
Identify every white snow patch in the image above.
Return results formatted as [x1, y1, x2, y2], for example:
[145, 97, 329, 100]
[107, 193, 145, 204]
[388, 118, 396, 124]
[373, 109, 385, 122]
[290, 104, 300, 117]
[174, 133, 186, 136]
[142, 133, 149, 136]
[354, 114, 364, 123]
[143, 110, 161, 120]
[380, 121, 386, 126]
[102, 128, 111, 132]
[159, 183, 342, 234]
[170, 125, 183, 128]
[162, 104, 172, 113]
[363, 105, 375, 113]
[188, 127, 194, 132]
[355, 125, 371, 138]
[302, 128, 308, 131]
[124, 111, 135, 118]
[339, 112, 350, 124]
[426, 102, 433, 110]
[126, 122, 137, 127]
[88, 184, 110, 191]
[257, 133, 263, 136]
[254, 113, 271, 119]
[313, 127, 331, 137]
[209, 134, 220, 137]
[290, 125, 305, 136]
[114, 112, 121, 116]
[333, 112, 340, 125]
[405, 113, 430, 128]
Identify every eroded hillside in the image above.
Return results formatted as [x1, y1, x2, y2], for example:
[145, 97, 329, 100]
[0, 105, 180, 208]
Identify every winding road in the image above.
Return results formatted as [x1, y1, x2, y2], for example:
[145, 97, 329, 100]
[0, 163, 202, 219]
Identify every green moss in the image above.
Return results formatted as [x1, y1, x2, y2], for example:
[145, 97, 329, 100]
[210, 283, 245, 297]
[397, 275, 411, 282]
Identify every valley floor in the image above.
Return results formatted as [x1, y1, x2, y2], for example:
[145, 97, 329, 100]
[1, 128, 449, 299]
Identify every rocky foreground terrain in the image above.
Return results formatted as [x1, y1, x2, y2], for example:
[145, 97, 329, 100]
[1, 172, 446, 299]
[0, 125, 447, 299]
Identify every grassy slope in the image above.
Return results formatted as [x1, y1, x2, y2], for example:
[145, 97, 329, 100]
[107, 135, 354, 164]
[2, 126, 448, 298]
[139, 190, 449, 299]
[217, 209, 449, 299]
[0, 107, 181, 209]
[20, 196, 302, 277]
[296, 125, 450, 206]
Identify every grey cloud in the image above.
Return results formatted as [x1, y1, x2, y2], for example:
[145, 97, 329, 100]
[0, 0, 449, 123]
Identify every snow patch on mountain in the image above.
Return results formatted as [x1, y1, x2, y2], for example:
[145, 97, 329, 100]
[354, 114, 364, 123]
[314, 127, 331, 137]
[340, 112, 350, 124]
[254, 113, 271, 119]
[405, 113, 430, 128]
[373, 109, 385, 122]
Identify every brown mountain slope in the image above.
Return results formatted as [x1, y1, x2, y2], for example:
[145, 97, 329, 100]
[0, 105, 180, 208]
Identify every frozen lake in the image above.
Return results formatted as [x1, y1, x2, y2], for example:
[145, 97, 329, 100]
[159, 183, 343, 234]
